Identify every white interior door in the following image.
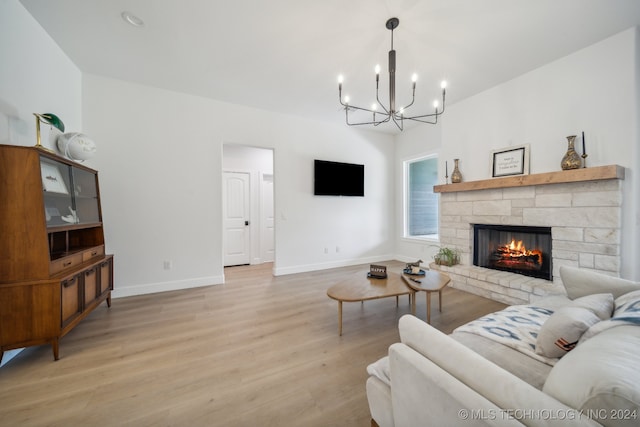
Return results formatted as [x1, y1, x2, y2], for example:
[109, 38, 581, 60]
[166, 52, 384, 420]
[261, 173, 275, 262]
[223, 172, 251, 266]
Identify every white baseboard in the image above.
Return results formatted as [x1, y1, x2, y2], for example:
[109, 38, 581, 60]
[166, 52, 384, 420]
[273, 254, 395, 276]
[112, 255, 413, 297]
[112, 275, 225, 299]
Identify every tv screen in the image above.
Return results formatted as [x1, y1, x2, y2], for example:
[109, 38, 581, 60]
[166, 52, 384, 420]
[314, 159, 364, 197]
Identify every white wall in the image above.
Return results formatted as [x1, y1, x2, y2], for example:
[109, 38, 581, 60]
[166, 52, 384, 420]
[0, 0, 82, 367]
[633, 27, 640, 281]
[83, 74, 395, 296]
[0, 0, 81, 149]
[441, 28, 637, 181]
[223, 144, 273, 173]
[394, 27, 640, 279]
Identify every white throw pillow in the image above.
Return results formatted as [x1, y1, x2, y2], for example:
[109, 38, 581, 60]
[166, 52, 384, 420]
[535, 293, 613, 358]
[571, 292, 616, 320]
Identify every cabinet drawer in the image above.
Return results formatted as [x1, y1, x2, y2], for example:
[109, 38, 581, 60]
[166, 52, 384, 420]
[83, 267, 98, 305]
[61, 274, 82, 326]
[50, 253, 83, 275]
[99, 258, 113, 295]
[82, 246, 104, 262]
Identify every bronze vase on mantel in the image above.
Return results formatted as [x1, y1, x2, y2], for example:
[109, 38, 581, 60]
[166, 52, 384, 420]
[451, 158, 463, 183]
[561, 135, 582, 170]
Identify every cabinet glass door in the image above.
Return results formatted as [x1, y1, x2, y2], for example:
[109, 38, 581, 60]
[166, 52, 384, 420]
[72, 167, 100, 224]
[40, 156, 74, 227]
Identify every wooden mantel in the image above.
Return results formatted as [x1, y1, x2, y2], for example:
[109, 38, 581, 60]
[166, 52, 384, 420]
[434, 165, 624, 193]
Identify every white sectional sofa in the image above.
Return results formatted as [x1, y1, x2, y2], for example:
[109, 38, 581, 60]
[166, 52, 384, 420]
[366, 266, 640, 427]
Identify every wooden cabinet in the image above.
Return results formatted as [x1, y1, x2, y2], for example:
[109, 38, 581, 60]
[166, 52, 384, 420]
[0, 144, 114, 361]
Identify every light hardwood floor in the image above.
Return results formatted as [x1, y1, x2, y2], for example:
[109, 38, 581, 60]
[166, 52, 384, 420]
[0, 261, 506, 427]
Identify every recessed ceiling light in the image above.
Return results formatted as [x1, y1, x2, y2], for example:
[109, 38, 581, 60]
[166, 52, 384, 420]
[121, 11, 144, 27]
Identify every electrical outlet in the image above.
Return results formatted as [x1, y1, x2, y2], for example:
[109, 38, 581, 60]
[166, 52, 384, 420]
[324, 247, 328, 254]
[163, 260, 172, 270]
[336, 246, 340, 253]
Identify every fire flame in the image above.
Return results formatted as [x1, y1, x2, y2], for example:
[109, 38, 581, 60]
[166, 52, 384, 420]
[503, 239, 543, 260]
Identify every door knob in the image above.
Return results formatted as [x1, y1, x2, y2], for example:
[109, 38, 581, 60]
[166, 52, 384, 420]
[245, 220, 250, 226]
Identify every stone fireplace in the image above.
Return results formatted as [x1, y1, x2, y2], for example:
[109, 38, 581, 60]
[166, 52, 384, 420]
[431, 165, 624, 305]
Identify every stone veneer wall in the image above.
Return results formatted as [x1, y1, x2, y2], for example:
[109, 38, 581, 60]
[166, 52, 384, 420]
[432, 179, 622, 305]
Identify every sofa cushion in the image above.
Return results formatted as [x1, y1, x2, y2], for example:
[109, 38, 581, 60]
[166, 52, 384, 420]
[535, 293, 613, 358]
[560, 266, 640, 299]
[543, 324, 640, 427]
[452, 331, 552, 390]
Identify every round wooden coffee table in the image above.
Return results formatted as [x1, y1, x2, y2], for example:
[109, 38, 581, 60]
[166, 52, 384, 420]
[401, 270, 451, 324]
[326, 270, 414, 335]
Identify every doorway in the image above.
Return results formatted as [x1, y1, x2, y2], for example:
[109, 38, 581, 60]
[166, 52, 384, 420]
[222, 145, 274, 267]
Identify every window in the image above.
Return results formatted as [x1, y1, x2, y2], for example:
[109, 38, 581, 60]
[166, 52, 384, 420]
[405, 155, 439, 239]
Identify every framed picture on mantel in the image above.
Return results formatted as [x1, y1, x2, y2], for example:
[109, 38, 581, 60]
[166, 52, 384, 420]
[491, 144, 530, 177]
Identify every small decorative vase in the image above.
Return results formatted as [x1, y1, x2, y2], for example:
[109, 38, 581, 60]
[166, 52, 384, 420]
[561, 135, 582, 170]
[451, 158, 463, 183]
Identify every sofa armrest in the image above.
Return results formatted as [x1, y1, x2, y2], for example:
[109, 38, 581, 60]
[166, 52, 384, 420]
[366, 376, 395, 427]
[397, 315, 601, 427]
[390, 343, 523, 427]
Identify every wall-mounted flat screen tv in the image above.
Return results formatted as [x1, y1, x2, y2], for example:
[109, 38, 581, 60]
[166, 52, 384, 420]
[314, 159, 364, 197]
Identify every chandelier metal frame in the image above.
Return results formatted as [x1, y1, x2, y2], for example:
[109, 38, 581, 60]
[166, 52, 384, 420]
[338, 17, 447, 131]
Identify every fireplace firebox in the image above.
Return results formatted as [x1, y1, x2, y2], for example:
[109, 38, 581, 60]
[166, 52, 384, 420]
[473, 224, 552, 280]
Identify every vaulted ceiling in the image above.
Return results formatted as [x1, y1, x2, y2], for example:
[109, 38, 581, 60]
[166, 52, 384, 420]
[20, 0, 640, 133]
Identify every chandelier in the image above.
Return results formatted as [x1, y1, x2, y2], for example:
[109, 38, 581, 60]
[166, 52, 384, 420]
[338, 17, 447, 131]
